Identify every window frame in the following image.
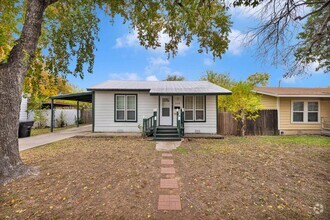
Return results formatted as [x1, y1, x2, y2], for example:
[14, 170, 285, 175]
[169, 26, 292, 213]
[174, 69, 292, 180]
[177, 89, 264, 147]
[291, 100, 320, 124]
[114, 94, 138, 122]
[183, 95, 206, 122]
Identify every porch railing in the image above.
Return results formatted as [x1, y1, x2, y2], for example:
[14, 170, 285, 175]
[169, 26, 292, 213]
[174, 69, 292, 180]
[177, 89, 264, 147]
[176, 108, 185, 137]
[143, 110, 157, 136]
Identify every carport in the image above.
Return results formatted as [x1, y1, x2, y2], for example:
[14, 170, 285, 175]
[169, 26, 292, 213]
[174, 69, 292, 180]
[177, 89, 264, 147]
[50, 92, 93, 132]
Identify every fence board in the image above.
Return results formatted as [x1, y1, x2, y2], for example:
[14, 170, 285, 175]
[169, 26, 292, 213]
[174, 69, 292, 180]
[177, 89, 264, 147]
[218, 110, 278, 135]
[81, 110, 92, 124]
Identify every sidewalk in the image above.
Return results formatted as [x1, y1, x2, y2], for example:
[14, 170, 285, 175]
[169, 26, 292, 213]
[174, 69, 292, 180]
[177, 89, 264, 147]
[19, 125, 92, 151]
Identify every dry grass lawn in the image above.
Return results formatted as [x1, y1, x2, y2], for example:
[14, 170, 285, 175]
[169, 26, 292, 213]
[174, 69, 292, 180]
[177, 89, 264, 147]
[0, 136, 329, 219]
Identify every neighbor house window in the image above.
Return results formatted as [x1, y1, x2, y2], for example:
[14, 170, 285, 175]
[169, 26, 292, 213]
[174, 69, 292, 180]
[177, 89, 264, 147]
[115, 94, 137, 122]
[292, 100, 319, 123]
[184, 96, 205, 122]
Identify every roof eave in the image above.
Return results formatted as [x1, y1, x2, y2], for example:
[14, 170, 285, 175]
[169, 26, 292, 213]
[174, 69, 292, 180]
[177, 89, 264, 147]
[149, 92, 232, 96]
[87, 88, 151, 92]
[253, 90, 330, 98]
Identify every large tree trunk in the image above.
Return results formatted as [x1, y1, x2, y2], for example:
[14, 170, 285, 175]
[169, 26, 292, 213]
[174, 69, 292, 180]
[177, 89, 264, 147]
[0, 0, 54, 184]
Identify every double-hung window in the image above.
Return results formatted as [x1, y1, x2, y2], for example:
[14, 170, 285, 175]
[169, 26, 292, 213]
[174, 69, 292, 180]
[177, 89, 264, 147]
[115, 94, 137, 122]
[184, 96, 205, 121]
[292, 100, 319, 123]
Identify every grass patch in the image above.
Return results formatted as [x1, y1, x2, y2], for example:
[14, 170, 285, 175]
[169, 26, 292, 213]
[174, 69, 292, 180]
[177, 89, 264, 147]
[259, 135, 330, 147]
[176, 146, 189, 154]
[31, 125, 83, 136]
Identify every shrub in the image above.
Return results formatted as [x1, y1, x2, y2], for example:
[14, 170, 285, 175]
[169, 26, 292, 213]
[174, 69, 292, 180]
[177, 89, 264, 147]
[34, 109, 47, 128]
[56, 111, 67, 128]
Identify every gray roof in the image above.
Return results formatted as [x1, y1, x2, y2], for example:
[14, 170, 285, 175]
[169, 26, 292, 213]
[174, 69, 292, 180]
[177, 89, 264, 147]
[87, 80, 231, 95]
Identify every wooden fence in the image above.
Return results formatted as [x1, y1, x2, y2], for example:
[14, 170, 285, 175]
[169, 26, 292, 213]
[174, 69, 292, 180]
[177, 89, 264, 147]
[81, 109, 92, 124]
[218, 110, 278, 135]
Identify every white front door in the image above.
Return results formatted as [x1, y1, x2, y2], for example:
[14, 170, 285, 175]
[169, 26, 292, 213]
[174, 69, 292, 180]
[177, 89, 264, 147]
[160, 96, 172, 125]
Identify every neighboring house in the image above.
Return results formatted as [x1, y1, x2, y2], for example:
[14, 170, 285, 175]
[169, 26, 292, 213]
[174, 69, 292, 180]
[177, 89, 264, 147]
[254, 87, 330, 135]
[87, 80, 231, 137]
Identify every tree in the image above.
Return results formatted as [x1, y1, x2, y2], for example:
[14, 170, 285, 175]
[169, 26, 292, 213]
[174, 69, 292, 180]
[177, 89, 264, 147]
[23, 67, 76, 110]
[164, 74, 185, 81]
[224, 81, 262, 136]
[0, 0, 232, 183]
[202, 71, 269, 136]
[201, 70, 233, 89]
[201, 70, 233, 111]
[232, 0, 330, 77]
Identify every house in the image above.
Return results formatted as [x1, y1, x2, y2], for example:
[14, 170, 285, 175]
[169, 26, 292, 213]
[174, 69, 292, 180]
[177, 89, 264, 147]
[254, 87, 330, 135]
[86, 80, 231, 139]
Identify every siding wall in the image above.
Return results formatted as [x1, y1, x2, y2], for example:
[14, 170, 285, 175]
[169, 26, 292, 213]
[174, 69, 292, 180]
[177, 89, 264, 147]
[94, 91, 158, 132]
[260, 94, 277, 110]
[19, 96, 28, 121]
[279, 97, 330, 134]
[94, 91, 217, 133]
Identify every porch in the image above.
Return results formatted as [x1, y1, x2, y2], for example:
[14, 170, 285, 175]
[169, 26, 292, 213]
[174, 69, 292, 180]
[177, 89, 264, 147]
[143, 109, 185, 141]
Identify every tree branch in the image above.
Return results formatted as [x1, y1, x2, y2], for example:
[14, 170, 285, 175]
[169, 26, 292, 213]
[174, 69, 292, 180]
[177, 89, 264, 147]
[294, 0, 330, 20]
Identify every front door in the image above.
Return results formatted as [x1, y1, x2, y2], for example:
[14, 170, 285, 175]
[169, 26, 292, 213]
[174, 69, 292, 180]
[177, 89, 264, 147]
[160, 96, 172, 125]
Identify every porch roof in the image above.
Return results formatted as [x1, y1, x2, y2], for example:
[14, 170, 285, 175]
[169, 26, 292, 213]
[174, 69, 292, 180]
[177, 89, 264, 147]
[87, 80, 231, 95]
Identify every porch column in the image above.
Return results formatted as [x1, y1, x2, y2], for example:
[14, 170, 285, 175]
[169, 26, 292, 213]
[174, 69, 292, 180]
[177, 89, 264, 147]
[51, 98, 54, 132]
[153, 109, 157, 138]
[77, 101, 79, 127]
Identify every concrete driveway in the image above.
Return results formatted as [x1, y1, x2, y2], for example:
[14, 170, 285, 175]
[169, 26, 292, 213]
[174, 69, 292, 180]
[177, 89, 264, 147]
[19, 125, 92, 151]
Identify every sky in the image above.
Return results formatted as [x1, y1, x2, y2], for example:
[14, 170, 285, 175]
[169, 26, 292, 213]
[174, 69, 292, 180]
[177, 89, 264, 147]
[66, 5, 330, 90]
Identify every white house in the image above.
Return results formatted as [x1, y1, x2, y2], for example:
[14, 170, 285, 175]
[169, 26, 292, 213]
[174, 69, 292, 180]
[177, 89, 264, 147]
[84, 80, 231, 140]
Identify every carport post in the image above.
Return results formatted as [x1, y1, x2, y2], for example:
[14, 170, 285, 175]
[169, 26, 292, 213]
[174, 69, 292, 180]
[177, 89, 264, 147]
[51, 98, 54, 132]
[77, 101, 79, 127]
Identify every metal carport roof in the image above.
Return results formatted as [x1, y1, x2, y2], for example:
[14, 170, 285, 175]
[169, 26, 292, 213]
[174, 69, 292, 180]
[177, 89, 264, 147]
[50, 92, 93, 103]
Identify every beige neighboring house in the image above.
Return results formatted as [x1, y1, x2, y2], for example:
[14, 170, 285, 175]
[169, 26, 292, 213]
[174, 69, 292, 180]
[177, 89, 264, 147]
[254, 87, 330, 135]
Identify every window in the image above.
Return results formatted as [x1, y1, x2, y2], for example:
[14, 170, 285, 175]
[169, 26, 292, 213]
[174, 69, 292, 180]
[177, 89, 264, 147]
[292, 100, 319, 123]
[115, 95, 137, 122]
[184, 96, 194, 121]
[308, 102, 318, 122]
[161, 98, 170, 116]
[184, 96, 205, 122]
[292, 102, 304, 122]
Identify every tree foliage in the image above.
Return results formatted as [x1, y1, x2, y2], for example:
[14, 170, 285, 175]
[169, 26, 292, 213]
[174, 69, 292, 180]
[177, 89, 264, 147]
[22, 50, 79, 110]
[164, 74, 185, 81]
[202, 71, 269, 136]
[232, 0, 330, 76]
[1, 0, 232, 78]
[294, 1, 330, 74]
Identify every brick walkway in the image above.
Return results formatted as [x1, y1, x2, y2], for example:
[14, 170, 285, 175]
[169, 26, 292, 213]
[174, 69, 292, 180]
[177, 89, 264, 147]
[158, 153, 182, 211]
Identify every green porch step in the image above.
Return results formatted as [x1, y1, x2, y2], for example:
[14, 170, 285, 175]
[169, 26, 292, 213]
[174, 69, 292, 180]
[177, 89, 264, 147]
[153, 126, 181, 141]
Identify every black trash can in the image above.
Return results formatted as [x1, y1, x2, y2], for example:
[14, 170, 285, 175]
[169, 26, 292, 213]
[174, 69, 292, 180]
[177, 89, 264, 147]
[18, 121, 34, 138]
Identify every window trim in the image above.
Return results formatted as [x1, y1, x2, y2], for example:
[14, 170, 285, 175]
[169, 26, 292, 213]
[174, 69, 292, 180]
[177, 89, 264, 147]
[183, 95, 206, 122]
[114, 94, 138, 122]
[291, 100, 320, 124]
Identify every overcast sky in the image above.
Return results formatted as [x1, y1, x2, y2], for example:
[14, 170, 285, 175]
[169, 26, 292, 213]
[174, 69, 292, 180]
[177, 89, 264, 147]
[66, 6, 330, 89]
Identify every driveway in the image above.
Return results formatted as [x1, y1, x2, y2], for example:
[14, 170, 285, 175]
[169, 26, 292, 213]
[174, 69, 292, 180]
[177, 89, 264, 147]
[19, 125, 92, 151]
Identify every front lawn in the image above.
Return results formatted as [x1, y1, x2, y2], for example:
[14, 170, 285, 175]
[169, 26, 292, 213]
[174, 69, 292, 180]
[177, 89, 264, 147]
[176, 136, 330, 219]
[0, 136, 329, 219]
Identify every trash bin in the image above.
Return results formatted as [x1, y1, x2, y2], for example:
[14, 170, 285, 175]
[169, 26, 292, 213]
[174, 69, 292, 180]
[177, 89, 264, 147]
[18, 121, 34, 138]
